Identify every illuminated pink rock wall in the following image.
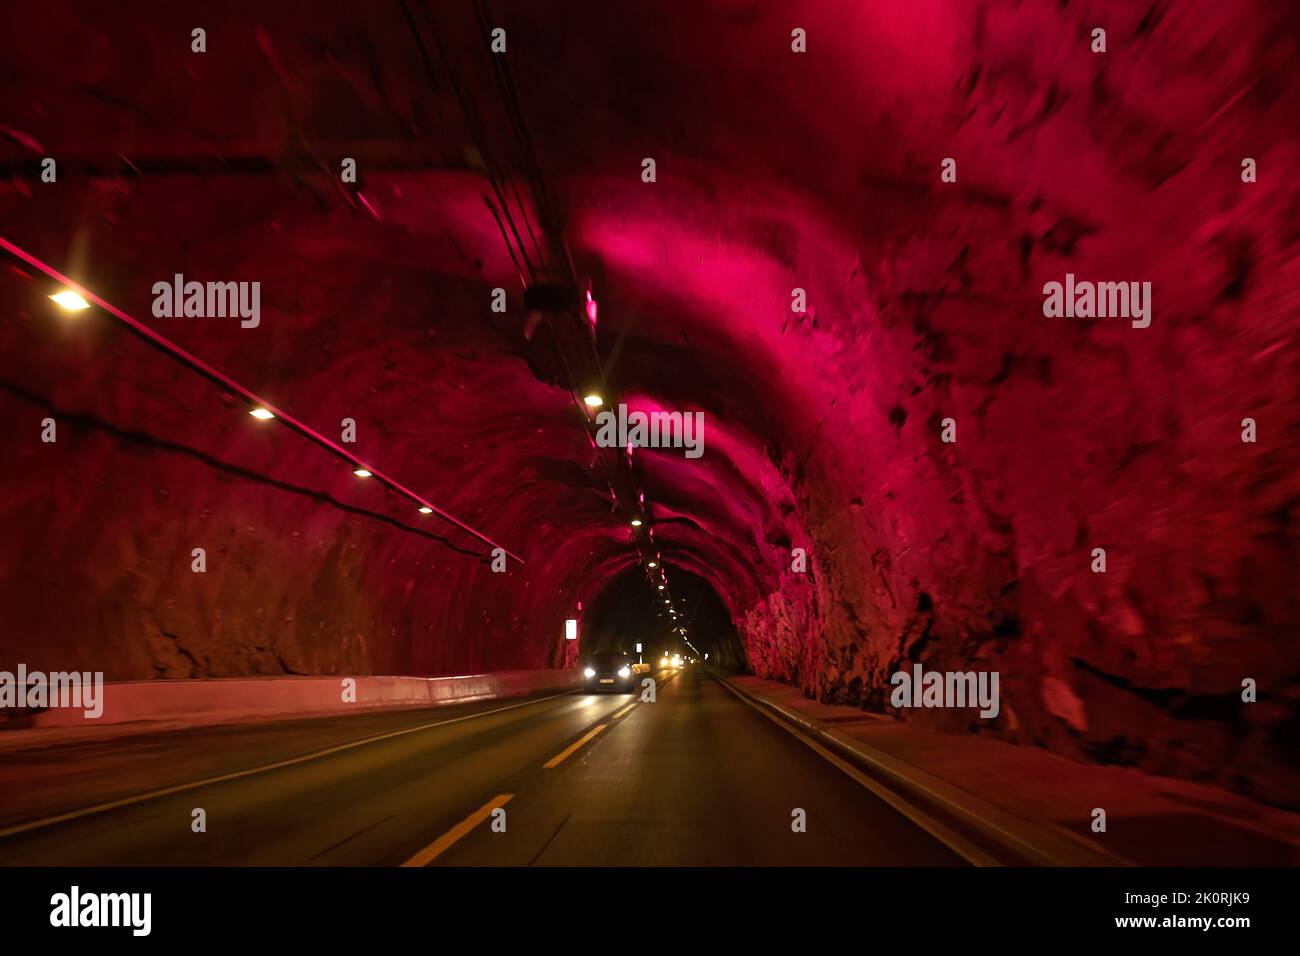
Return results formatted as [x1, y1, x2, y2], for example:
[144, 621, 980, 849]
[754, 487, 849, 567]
[0, 1, 1296, 802]
[548, 1, 1300, 803]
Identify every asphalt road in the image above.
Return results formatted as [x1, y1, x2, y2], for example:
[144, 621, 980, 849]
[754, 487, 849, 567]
[0, 668, 967, 866]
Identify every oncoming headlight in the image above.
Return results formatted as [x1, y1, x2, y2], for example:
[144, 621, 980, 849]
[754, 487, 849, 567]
[617, 666, 631, 678]
[583, 667, 596, 679]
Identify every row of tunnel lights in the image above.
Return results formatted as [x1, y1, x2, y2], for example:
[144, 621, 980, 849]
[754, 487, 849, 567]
[52, 289, 431, 517]
[578, 388, 691, 646]
[53, 288, 694, 645]
[53, 294, 652, 542]
[250, 407, 401, 485]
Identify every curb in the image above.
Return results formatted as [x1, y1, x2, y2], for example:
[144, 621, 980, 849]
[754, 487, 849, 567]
[712, 670, 1131, 867]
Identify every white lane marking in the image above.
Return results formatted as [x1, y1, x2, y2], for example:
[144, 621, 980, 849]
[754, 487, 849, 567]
[714, 676, 999, 867]
[0, 691, 577, 840]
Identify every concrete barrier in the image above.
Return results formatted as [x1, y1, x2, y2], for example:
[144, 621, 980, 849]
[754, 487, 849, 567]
[26, 669, 582, 729]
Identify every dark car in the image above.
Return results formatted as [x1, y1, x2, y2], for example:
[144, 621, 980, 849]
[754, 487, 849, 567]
[582, 651, 636, 692]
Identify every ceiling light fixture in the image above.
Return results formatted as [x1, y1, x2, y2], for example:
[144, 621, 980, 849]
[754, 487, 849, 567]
[49, 290, 90, 311]
[249, 407, 275, 421]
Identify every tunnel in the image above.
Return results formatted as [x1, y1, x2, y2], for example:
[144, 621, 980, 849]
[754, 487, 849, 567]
[577, 565, 746, 672]
[0, 0, 1298, 902]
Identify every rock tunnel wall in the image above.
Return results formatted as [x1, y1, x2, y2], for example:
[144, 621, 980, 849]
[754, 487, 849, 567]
[0, 1, 1297, 804]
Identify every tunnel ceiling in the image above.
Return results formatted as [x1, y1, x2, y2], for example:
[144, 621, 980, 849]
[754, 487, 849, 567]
[1, 2, 1298, 802]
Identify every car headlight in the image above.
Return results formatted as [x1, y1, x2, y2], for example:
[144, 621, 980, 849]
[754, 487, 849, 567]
[617, 666, 631, 678]
[583, 667, 596, 679]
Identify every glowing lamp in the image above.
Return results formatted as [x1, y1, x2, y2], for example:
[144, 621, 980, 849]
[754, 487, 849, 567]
[249, 407, 275, 421]
[49, 290, 91, 311]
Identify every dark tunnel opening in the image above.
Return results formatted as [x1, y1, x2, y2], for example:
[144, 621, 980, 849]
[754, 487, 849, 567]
[580, 564, 747, 669]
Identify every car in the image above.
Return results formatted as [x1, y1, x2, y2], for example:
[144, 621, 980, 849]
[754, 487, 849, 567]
[583, 651, 636, 692]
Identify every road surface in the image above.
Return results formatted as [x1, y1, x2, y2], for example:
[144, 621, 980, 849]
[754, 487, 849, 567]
[0, 668, 967, 866]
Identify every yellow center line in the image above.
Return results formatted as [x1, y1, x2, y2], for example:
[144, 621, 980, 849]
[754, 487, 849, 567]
[401, 793, 512, 867]
[543, 723, 607, 769]
[611, 701, 637, 720]
[0, 690, 574, 842]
